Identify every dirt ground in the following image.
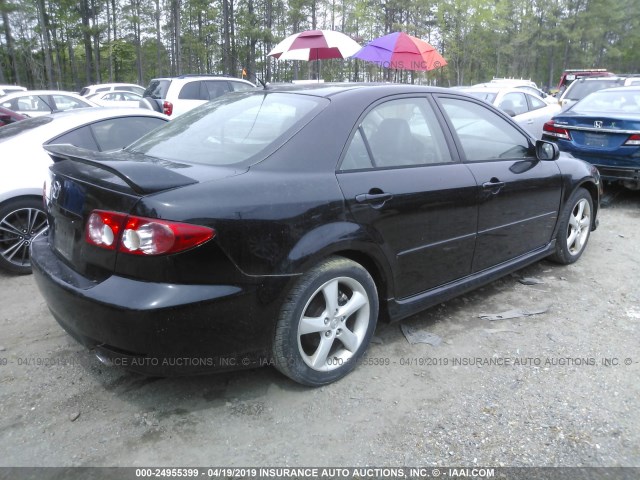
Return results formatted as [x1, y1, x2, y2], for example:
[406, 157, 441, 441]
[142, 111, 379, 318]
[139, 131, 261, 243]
[1, 185, 639, 469]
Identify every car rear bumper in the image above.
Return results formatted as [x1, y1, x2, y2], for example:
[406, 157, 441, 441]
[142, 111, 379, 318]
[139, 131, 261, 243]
[553, 146, 640, 181]
[31, 233, 288, 375]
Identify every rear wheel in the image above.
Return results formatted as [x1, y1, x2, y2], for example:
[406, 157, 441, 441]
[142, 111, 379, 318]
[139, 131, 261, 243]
[272, 256, 378, 386]
[549, 188, 593, 265]
[0, 198, 48, 274]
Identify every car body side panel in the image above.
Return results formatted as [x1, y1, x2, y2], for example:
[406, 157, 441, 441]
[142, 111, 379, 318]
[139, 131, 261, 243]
[337, 164, 478, 299]
[465, 159, 562, 272]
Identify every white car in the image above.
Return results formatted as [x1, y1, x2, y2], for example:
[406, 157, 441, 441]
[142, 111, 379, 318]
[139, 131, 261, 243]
[86, 90, 144, 108]
[475, 81, 555, 104]
[141, 75, 257, 117]
[0, 84, 27, 97]
[0, 107, 168, 274]
[80, 83, 145, 97]
[0, 90, 96, 117]
[463, 86, 561, 139]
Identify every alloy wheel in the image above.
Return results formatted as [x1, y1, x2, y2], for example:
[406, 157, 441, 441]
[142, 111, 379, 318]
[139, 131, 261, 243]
[0, 206, 48, 270]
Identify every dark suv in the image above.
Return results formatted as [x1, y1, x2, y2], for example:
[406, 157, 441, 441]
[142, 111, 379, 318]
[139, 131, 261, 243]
[141, 75, 256, 117]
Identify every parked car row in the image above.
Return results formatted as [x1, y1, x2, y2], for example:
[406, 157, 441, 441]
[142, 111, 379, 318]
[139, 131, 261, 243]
[1, 74, 636, 387]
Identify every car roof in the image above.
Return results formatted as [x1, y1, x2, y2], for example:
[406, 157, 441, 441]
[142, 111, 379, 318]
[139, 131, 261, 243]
[462, 85, 533, 95]
[0, 90, 86, 99]
[255, 83, 455, 98]
[569, 76, 626, 82]
[151, 75, 251, 81]
[94, 90, 143, 96]
[597, 86, 640, 93]
[84, 83, 141, 88]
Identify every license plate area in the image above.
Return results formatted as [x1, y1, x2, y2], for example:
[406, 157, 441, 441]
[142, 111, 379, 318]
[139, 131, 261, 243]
[584, 132, 608, 147]
[53, 217, 79, 262]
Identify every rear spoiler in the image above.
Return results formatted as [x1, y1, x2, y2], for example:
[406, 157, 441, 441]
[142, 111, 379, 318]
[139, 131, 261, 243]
[44, 144, 198, 195]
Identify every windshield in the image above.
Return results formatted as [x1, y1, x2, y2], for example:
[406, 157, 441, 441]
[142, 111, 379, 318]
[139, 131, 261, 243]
[573, 90, 640, 114]
[127, 92, 328, 166]
[565, 80, 621, 101]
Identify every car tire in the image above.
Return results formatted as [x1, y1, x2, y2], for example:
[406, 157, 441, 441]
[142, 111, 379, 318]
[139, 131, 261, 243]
[272, 256, 379, 387]
[0, 197, 48, 275]
[549, 188, 593, 265]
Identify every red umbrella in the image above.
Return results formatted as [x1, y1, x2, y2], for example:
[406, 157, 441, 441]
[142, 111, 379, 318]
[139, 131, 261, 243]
[352, 32, 447, 71]
[268, 30, 361, 61]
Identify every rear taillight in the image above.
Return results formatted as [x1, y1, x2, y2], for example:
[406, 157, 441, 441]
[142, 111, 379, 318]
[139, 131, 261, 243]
[163, 101, 173, 116]
[86, 211, 127, 250]
[543, 121, 571, 140]
[85, 210, 214, 255]
[623, 134, 640, 146]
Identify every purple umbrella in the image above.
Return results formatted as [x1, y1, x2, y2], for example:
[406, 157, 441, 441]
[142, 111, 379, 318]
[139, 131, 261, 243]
[352, 32, 447, 71]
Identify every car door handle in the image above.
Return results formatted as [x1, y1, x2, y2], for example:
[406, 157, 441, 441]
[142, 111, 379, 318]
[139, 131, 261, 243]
[355, 192, 393, 205]
[482, 179, 505, 194]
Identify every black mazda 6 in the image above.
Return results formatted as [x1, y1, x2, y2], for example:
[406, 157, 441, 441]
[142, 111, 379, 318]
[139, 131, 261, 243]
[31, 84, 601, 386]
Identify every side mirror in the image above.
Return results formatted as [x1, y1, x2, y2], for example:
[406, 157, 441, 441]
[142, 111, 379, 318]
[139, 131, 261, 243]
[536, 140, 560, 161]
[502, 109, 516, 117]
[0, 115, 11, 124]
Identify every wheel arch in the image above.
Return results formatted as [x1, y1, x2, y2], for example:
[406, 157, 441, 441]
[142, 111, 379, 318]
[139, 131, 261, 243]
[576, 180, 600, 230]
[330, 249, 392, 322]
[0, 191, 44, 208]
[284, 221, 395, 304]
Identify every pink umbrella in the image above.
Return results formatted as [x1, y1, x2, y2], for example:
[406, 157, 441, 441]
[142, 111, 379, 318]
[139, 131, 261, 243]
[268, 30, 361, 61]
[352, 32, 447, 71]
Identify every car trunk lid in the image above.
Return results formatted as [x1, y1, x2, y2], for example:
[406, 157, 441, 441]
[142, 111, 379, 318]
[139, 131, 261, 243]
[556, 114, 640, 149]
[43, 145, 244, 280]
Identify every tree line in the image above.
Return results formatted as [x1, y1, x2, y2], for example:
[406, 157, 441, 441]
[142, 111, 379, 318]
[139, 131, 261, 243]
[0, 0, 638, 92]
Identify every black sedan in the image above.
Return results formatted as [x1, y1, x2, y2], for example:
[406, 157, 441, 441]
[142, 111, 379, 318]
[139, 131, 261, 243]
[31, 84, 601, 386]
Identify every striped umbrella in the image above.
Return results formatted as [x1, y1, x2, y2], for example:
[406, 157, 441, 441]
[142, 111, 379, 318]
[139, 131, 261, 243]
[268, 30, 361, 61]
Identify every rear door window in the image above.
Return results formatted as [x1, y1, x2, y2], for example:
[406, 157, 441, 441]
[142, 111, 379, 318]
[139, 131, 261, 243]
[204, 81, 231, 100]
[527, 94, 546, 111]
[499, 93, 527, 115]
[178, 81, 204, 100]
[229, 81, 256, 92]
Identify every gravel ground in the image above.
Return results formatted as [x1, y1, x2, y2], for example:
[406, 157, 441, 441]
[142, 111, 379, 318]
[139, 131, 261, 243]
[0, 186, 639, 469]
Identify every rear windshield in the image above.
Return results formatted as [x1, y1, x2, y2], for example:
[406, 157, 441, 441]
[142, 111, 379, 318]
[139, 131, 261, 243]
[144, 79, 171, 99]
[565, 79, 622, 101]
[573, 90, 640, 114]
[126, 92, 328, 166]
[0, 116, 52, 142]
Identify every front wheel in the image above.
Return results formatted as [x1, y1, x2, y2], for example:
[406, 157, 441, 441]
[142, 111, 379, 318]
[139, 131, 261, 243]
[549, 188, 593, 265]
[272, 256, 379, 387]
